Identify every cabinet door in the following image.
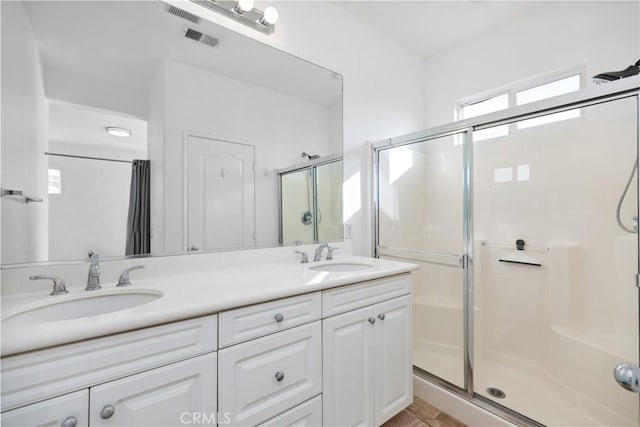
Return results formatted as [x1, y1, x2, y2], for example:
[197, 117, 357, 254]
[323, 305, 376, 427]
[89, 353, 216, 427]
[1, 389, 88, 427]
[218, 322, 321, 426]
[374, 295, 413, 426]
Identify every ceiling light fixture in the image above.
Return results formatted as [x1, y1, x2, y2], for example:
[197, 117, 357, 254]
[106, 127, 132, 137]
[191, 0, 278, 34]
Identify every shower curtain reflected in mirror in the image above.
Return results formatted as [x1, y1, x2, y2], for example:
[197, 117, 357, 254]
[125, 159, 150, 255]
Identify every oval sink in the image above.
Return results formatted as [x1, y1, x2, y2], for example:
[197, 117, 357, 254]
[308, 262, 375, 272]
[4, 291, 163, 323]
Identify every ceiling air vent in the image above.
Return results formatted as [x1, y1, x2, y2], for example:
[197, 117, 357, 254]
[201, 34, 219, 48]
[183, 28, 220, 49]
[184, 28, 204, 42]
[167, 5, 201, 24]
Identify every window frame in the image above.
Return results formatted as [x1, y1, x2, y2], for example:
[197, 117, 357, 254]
[456, 66, 586, 140]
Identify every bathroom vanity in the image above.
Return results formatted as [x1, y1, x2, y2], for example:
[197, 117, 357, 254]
[1, 255, 416, 427]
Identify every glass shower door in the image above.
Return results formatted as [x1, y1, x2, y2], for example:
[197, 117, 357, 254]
[377, 132, 467, 388]
[473, 96, 639, 426]
[316, 160, 343, 243]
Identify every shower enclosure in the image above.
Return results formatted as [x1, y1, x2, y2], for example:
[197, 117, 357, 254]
[278, 156, 343, 245]
[373, 79, 639, 426]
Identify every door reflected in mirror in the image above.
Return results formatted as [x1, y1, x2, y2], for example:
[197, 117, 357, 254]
[1, 0, 343, 266]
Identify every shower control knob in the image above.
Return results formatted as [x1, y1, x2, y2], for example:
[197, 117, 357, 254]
[100, 405, 115, 419]
[368, 317, 376, 324]
[61, 416, 78, 427]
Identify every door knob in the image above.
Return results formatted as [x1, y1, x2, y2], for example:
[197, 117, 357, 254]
[614, 363, 640, 393]
[61, 416, 77, 427]
[378, 313, 386, 320]
[368, 317, 376, 324]
[100, 404, 115, 419]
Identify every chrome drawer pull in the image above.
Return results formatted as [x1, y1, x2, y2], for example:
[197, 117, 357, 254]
[61, 416, 77, 427]
[100, 404, 115, 419]
[274, 313, 284, 322]
[368, 317, 376, 324]
[275, 371, 285, 382]
[378, 313, 385, 320]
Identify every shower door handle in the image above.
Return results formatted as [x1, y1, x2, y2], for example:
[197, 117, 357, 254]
[614, 363, 640, 393]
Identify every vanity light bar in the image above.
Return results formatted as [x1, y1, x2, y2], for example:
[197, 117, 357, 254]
[191, 0, 277, 35]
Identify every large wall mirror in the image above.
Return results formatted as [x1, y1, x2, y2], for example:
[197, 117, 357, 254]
[1, 1, 343, 266]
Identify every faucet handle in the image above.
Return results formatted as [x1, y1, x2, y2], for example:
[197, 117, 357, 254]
[117, 265, 144, 287]
[326, 246, 339, 260]
[294, 250, 309, 264]
[30, 275, 68, 296]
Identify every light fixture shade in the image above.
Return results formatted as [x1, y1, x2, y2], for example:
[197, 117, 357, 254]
[106, 127, 132, 137]
[236, 0, 254, 12]
[262, 6, 278, 24]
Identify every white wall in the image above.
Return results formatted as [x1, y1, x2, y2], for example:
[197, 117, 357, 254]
[168, 0, 427, 256]
[0, 1, 49, 264]
[422, 1, 640, 127]
[151, 60, 337, 253]
[47, 142, 138, 261]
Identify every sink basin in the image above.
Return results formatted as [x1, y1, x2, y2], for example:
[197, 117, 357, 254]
[308, 262, 375, 272]
[3, 290, 163, 323]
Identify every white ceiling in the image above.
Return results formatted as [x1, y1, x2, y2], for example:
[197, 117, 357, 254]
[333, 1, 545, 59]
[48, 101, 148, 155]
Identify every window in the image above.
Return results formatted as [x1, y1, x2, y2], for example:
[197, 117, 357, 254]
[48, 169, 61, 194]
[457, 71, 583, 140]
[460, 94, 509, 142]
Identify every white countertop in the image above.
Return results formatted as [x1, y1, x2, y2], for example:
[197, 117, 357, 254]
[1, 256, 417, 356]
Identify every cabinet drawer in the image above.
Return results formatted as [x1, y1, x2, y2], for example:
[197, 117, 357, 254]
[322, 274, 411, 317]
[219, 321, 322, 426]
[1, 315, 217, 411]
[220, 292, 321, 347]
[1, 390, 89, 427]
[258, 395, 322, 427]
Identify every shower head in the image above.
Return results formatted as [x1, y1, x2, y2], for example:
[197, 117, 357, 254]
[592, 59, 640, 85]
[301, 152, 320, 160]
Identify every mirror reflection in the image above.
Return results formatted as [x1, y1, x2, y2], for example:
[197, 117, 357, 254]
[1, 0, 343, 266]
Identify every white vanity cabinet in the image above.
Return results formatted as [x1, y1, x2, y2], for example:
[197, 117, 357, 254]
[2, 270, 414, 427]
[322, 275, 413, 427]
[218, 293, 323, 426]
[1, 315, 218, 427]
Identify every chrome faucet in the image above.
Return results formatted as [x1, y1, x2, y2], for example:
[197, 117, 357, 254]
[313, 243, 330, 262]
[86, 251, 101, 291]
[294, 250, 309, 263]
[117, 265, 144, 287]
[30, 275, 68, 295]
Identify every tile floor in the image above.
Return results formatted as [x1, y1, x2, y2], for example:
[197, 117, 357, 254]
[382, 396, 467, 427]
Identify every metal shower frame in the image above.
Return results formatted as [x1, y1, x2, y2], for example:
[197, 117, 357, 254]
[371, 76, 640, 426]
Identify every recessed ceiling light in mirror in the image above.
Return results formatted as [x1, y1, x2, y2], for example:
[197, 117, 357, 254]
[106, 127, 132, 137]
